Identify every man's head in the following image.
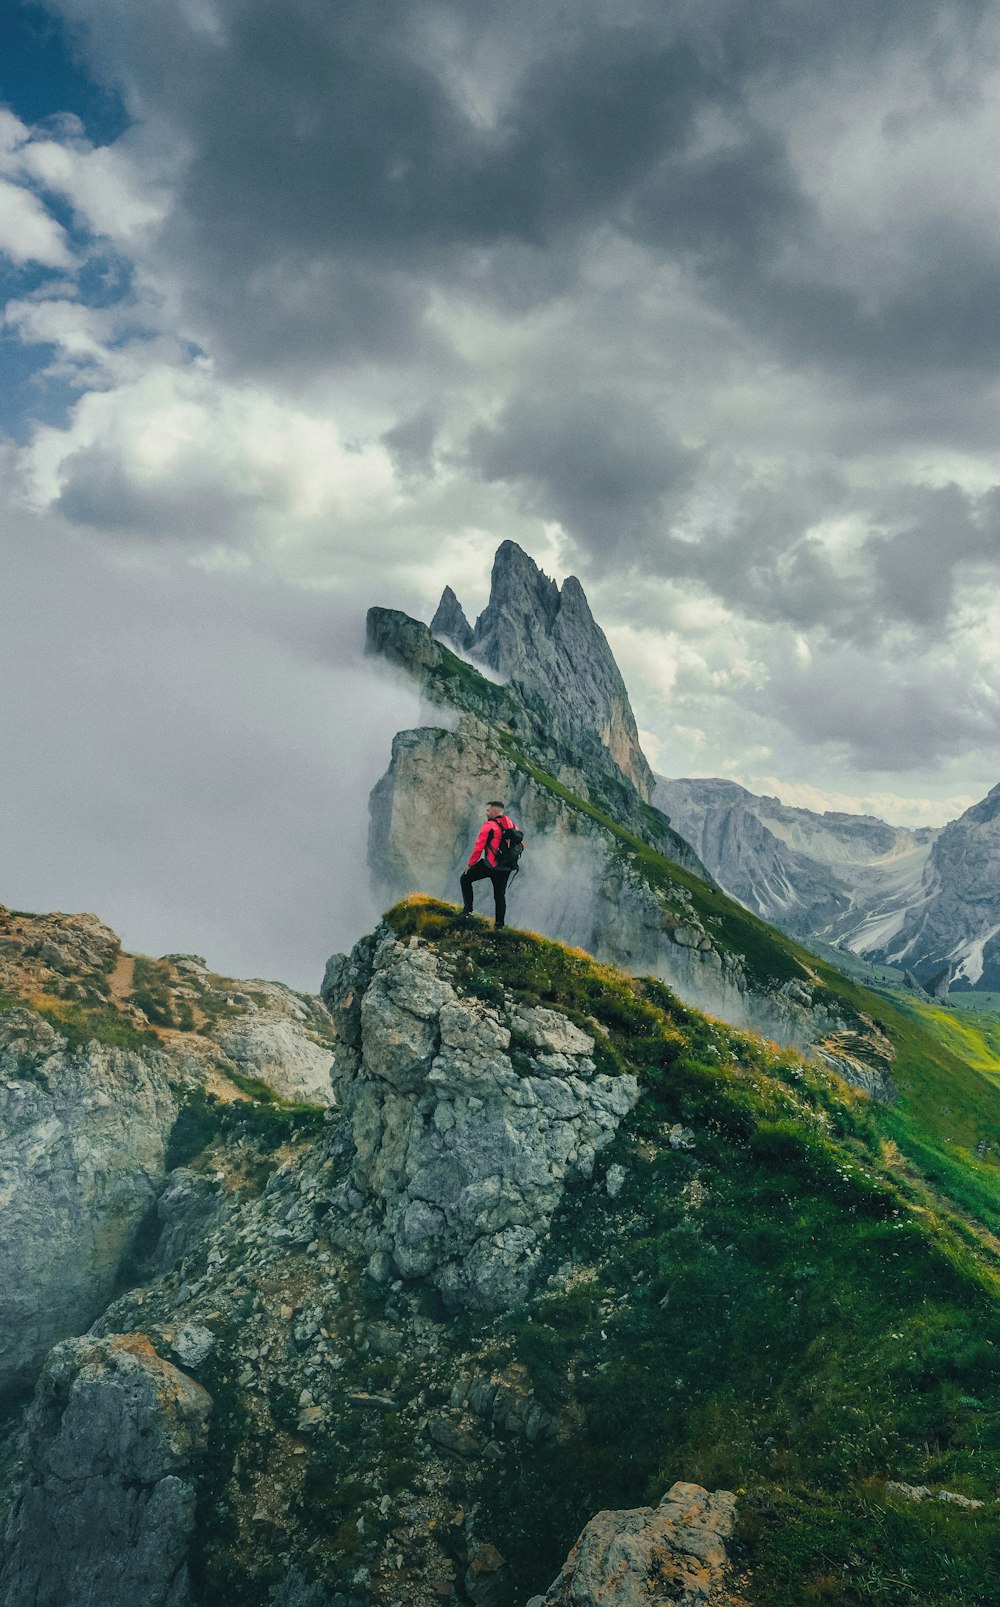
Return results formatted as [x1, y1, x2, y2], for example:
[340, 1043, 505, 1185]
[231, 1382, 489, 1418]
[486, 800, 505, 819]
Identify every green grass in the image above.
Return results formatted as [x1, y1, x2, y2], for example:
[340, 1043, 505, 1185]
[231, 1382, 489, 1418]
[454, 725, 1000, 1243]
[385, 903, 1000, 1606]
[2, 994, 158, 1054]
[165, 1086, 327, 1175]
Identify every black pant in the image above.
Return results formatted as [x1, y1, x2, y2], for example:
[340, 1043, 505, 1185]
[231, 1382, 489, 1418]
[460, 862, 511, 926]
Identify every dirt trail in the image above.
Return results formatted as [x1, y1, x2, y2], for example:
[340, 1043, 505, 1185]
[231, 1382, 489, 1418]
[107, 952, 136, 1004]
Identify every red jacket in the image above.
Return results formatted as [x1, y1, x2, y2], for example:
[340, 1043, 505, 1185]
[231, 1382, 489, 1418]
[468, 815, 515, 868]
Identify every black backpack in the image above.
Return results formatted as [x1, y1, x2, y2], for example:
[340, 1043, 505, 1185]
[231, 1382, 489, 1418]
[495, 822, 524, 871]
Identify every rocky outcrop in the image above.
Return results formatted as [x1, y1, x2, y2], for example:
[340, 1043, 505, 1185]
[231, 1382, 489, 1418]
[655, 777, 938, 957]
[0, 1333, 211, 1607]
[440, 542, 655, 802]
[0, 1009, 179, 1402]
[193, 967, 336, 1104]
[0, 908, 336, 1405]
[528, 1481, 743, 1607]
[323, 926, 639, 1308]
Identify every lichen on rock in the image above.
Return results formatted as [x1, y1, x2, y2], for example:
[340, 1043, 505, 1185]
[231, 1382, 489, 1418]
[530, 1481, 743, 1607]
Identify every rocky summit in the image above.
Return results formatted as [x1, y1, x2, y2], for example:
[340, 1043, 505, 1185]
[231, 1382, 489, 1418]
[430, 542, 655, 803]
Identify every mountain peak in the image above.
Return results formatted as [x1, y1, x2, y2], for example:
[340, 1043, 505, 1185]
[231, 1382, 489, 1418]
[429, 585, 473, 652]
[437, 543, 654, 801]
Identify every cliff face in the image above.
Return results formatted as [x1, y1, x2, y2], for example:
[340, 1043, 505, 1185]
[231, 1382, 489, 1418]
[322, 925, 639, 1310]
[0, 1334, 211, 1607]
[432, 542, 655, 803]
[0, 905, 335, 1406]
[366, 607, 702, 870]
[655, 776, 938, 956]
[0, 1010, 178, 1402]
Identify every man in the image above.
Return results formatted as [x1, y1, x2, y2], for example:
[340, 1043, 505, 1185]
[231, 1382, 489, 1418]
[460, 800, 518, 929]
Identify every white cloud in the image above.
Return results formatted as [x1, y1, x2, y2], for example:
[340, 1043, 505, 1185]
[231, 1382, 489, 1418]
[0, 176, 74, 268]
[18, 126, 168, 244]
[747, 776, 976, 829]
[23, 361, 401, 558]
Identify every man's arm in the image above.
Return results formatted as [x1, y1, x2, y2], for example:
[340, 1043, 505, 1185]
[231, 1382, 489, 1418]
[468, 821, 494, 866]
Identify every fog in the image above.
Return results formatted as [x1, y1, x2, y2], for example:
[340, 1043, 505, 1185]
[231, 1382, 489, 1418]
[0, 516, 423, 990]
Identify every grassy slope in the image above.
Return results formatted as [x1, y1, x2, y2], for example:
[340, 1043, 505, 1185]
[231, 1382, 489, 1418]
[490, 735, 1000, 1241]
[388, 899, 1000, 1606]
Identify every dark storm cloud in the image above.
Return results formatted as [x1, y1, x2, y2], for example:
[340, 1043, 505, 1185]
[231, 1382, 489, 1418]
[694, 222, 1000, 382]
[381, 409, 439, 477]
[44, 0, 993, 381]
[866, 482, 1000, 628]
[766, 640, 1000, 771]
[626, 125, 807, 268]
[469, 388, 699, 563]
[53, 442, 262, 539]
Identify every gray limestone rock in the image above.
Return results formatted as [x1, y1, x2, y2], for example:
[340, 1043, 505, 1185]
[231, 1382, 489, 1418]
[0, 1010, 179, 1402]
[431, 584, 474, 652]
[152, 1168, 229, 1276]
[327, 933, 639, 1309]
[465, 542, 654, 802]
[214, 1011, 335, 1104]
[0, 1333, 211, 1607]
[176, 966, 338, 1105]
[170, 1324, 216, 1369]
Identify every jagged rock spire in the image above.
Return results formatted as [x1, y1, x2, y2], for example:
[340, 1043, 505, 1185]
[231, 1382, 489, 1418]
[429, 585, 473, 652]
[461, 541, 654, 801]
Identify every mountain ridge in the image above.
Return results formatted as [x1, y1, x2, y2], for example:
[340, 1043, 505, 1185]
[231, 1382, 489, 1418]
[655, 774, 1000, 993]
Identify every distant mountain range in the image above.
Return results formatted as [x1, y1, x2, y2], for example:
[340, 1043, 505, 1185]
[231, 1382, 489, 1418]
[655, 776, 1000, 992]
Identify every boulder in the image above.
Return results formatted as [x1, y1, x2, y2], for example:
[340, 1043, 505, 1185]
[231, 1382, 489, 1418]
[532, 1481, 741, 1606]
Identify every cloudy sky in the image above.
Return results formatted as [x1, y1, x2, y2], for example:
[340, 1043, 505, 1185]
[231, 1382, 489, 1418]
[3, 0, 1000, 982]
